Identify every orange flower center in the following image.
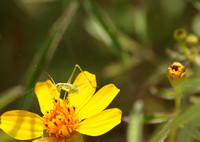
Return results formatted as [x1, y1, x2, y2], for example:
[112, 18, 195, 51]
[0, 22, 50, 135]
[43, 98, 79, 138]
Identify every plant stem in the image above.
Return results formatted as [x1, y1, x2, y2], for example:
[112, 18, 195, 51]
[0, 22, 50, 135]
[180, 42, 188, 57]
[179, 42, 196, 64]
[174, 95, 181, 116]
[168, 92, 181, 142]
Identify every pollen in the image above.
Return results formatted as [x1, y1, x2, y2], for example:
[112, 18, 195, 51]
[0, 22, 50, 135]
[43, 98, 79, 138]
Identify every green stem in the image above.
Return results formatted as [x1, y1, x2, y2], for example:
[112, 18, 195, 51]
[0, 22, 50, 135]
[179, 42, 196, 64]
[168, 92, 181, 142]
[174, 95, 181, 116]
[179, 42, 188, 56]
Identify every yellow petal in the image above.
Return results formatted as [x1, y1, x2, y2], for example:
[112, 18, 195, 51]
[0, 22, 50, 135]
[76, 108, 122, 136]
[78, 84, 120, 119]
[35, 80, 60, 115]
[0, 110, 43, 140]
[33, 133, 84, 142]
[68, 71, 96, 111]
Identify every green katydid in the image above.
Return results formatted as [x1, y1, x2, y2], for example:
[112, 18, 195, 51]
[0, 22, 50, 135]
[46, 64, 95, 97]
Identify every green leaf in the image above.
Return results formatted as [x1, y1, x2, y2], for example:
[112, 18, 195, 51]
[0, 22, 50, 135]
[150, 103, 200, 142]
[19, 0, 79, 109]
[190, 96, 200, 104]
[150, 87, 175, 100]
[177, 119, 200, 142]
[143, 113, 170, 124]
[83, 0, 129, 66]
[127, 100, 143, 142]
[181, 75, 200, 94]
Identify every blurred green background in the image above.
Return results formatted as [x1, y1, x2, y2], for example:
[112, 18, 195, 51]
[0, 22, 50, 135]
[0, 0, 200, 141]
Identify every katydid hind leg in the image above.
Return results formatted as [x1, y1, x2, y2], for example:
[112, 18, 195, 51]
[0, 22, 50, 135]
[76, 64, 95, 88]
[67, 64, 79, 84]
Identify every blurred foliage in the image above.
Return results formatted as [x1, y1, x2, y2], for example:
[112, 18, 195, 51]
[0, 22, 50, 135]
[150, 103, 200, 142]
[127, 100, 143, 142]
[1, 0, 200, 142]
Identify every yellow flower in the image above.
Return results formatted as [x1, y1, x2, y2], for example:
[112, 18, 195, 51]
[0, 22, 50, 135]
[167, 62, 187, 88]
[0, 71, 122, 142]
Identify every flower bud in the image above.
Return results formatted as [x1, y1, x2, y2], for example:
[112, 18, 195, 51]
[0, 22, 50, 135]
[186, 33, 198, 45]
[167, 62, 187, 88]
[173, 29, 187, 42]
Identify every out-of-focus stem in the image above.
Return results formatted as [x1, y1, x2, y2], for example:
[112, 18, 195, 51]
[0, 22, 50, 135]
[168, 89, 181, 142]
[174, 94, 181, 116]
[180, 42, 188, 57]
[179, 42, 196, 64]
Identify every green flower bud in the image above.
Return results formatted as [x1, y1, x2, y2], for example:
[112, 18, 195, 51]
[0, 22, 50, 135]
[186, 33, 198, 45]
[173, 29, 187, 42]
